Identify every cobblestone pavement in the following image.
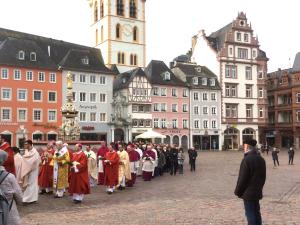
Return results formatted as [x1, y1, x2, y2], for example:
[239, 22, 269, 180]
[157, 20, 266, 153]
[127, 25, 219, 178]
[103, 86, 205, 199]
[20, 151, 300, 225]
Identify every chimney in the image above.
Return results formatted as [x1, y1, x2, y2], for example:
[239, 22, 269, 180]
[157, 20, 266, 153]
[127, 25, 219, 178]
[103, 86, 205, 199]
[48, 46, 51, 57]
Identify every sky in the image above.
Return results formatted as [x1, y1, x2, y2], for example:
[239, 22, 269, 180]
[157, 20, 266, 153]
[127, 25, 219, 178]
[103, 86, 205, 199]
[0, 0, 299, 72]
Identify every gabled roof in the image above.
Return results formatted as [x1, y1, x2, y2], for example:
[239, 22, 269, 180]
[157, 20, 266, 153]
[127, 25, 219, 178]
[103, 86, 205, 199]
[113, 67, 148, 91]
[207, 22, 232, 52]
[145, 60, 187, 87]
[110, 64, 120, 74]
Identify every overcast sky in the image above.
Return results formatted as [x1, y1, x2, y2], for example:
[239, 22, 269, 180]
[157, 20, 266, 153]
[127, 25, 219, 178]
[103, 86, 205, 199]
[0, 0, 299, 72]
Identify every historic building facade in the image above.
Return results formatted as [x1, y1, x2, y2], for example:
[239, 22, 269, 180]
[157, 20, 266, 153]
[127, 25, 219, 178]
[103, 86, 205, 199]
[191, 12, 268, 149]
[171, 56, 222, 150]
[145, 60, 189, 148]
[88, 0, 146, 73]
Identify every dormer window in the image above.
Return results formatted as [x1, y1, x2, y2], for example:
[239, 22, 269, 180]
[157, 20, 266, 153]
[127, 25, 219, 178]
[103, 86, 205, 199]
[195, 67, 201, 73]
[18, 50, 25, 60]
[192, 77, 198, 85]
[210, 78, 215, 86]
[202, 78, 207, 85]
[163, 71, 170, 81]
[81, 57, 89, 65]
[30, 52, 36, 61]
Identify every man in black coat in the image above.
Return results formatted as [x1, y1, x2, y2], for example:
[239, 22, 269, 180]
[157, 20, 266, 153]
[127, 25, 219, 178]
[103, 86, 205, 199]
[234, 139, 266, 225]
[188, 147, 198, 172]
[169, 146, 178, 176]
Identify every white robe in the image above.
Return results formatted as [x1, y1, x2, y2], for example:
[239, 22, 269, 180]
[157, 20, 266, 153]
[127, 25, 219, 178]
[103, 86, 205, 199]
[135, 148, 143, 176]
[21, 147, 41, 203]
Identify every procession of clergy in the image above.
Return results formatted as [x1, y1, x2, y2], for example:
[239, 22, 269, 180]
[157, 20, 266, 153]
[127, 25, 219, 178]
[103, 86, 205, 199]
[0, 137, 166, 204]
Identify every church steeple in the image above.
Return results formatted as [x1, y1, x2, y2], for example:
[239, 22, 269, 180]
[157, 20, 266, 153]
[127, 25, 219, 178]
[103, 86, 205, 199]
[88, 0, 146, 73]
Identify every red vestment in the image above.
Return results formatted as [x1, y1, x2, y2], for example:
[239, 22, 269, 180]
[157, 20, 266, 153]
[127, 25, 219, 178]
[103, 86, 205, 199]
[68, 151, 90, 195]
[38, 148, 55, 188]
[0, 142, 15, 175]
[126, 150, 140, 187]
[104, 151, 119, 187]
[68, 149, 73, 183]
[97, 146, 109, 185]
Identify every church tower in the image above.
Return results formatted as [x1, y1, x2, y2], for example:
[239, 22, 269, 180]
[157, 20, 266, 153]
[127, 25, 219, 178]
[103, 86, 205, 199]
[88, 0, 146, 73]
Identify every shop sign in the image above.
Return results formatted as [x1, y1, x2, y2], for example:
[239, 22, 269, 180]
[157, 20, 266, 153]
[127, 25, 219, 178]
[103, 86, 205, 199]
[81, 126, 95, 131]
[33, 123, 58, 129]
[79, 105, 97, 110]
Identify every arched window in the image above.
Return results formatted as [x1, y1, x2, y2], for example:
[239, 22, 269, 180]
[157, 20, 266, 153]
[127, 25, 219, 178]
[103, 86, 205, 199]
[134, 54, 137, 65]
[117, 0, 124, 16]
[118, 52, 121, 64]
[129, 0, 136, 18]
[95, 29, 98, 45]
[94, 1, 98, 22]
[116, 24, 121, 39]
[130, 54, 133, 65]
[100, 0, 104, 18]
[130, 54, 137, 65]
[101, 26, 103, 42]
[133, 26, 138, 41]
[121, 53, 125, 64]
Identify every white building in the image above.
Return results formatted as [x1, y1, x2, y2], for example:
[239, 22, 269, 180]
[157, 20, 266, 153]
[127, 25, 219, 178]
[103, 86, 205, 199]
[191, 12, 268, 150]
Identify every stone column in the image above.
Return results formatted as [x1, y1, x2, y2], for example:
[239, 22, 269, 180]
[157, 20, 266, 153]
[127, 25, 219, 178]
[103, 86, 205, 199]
[111, 128, 115, 142]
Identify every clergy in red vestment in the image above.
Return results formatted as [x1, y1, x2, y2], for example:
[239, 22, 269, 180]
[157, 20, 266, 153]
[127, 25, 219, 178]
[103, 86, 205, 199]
[38, 142, 55, 194]
[97, 141, 109, 185]
[69, 143, 90, 203]
[126, 144, 140, 187]
[0, 135, 15, 175]
[142, 145, 156, 181]
[104, 144, 119, 194]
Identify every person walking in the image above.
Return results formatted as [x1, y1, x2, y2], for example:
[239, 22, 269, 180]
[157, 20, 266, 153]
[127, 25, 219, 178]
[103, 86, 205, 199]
[178, 148, 185, 174]
[288, 147, 295, 165]
[272, 147, 280, 167]
[188, 147, 198, 172]
[235, 139, 266, 225]
[169, 146, 178, 176]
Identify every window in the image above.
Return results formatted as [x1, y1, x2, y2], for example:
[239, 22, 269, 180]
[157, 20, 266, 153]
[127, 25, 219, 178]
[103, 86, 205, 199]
[133, 27, 138, 41]
[30, 52, 36, 61]
[99, 93, 106, 102]
[203, 120, 208, 129]
[18, 109, 27, 121]
[161, 88, 167, 96]
[130, 54, 137, 66]
[172, 104, 177, 112]
[225, 104, 238, 118]
[133, 120, 138, 127]
[183, 89, 188, 97]
[202, 78, 207, 85]
[258, 88, 264, 98]
[193, 92, 199, 100]
[90, 75, 96, 84]
[238, 48, 248, 59]
[246, 105, 253, 118]
[253, 50, 257, 58]
[138, 120, 144, 127]
[14, 70, 21, 80]
[18, 89, 27, 101]
[116, 24, 121, 39]
[161, 119, 166, 128]
[100, 113, 106, 122]
[80, 112, 87, 122]
[48, 110, 57, 122]
[90, 112, 96, 122]
[49, 73, 56, 83]
[117, 0, 124, 16]
[194, 120, 199, 129]
[33, 109, 42, 121]
[163, 72, 170, 81]
[33, 90, 42, 101]
[48, 92, 56, 102]
[211, 93, 216, 101]
[80, 92, 86, 102]
[80, 74, 86, 83]
[225, 65, 237, 78]
[72, 74, 76, 82]
[212, 107, 216, 115]
[100, 0, 104, 18]
[212, 120, 217, 129]
[18, 51, 25, 60]
[153, 118, 159, 128]
[38, 72, 45, 82]
[99, 76, 106, 84]
[153, 87, 159, 96]
[145, 120, 151, 127]
[72, 92, 76, 102]
[129, 0, 136, 18]
[259, 108, 264, 118]
[90, 93, 96, 102]
[210, 79, 215, 86]
[171, 88, 177, 97]
[203, 106, 208, 115]
[96, 29, 98, 45]
[193, 77, 198, 85]
[183, 104, 188, 112]
[225, 84, 237, 97]
[1, 88, 11, 100]
[237, 32, 241, 41]
[203, 93, 208, 101]
[117, 52, 125, 64]
[194, 106, 199, 115]
[244, 33, 249, 42]
[245, 67, 252, 80]
[246, 85, 252, 98]
[258, 71, 263, 79]
[161, 103, 166, 112]
[1, 69, 8, 79]
[229, 47, 233, 55]
[183, 119, 188, 129]
[25, 71, 33, 81]
[94, 1, 98, 22]
[153, 103, 159, 112]
[1, 108, 11, 121]
[172, 119, 178, 128]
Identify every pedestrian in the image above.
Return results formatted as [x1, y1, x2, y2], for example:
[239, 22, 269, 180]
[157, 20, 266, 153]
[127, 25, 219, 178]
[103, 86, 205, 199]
[0, 135, 15, 175]
[163, 146, 171, 173]
[157, 147, 166, 176]
[169, 145, 178, 176]
[84, 145, 98, 187]
[104, 144, 119, 194]
[188, 147, 198, 172]
[288, 147, 295, 165]
[178, 148, 185, 174]
[97, 141, 109, 185]
[234, 139, 266, 225]
[0, 150, 23, 225]
[265, 144, 269, 155]
[117, 144, 131, 190]
[142, 145, 156, 181]
[272, 147, 280, 167]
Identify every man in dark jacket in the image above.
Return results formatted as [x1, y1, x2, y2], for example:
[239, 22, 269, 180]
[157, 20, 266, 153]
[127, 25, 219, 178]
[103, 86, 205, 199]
[188, 147, 198, 172]
[169, 146, 178, 176]
[234, 139, 266, 225]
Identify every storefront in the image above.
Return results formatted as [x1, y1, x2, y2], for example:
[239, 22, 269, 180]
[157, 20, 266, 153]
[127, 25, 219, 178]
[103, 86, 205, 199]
[192, 135, 219, 150]
[223, 128, 239, 150]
